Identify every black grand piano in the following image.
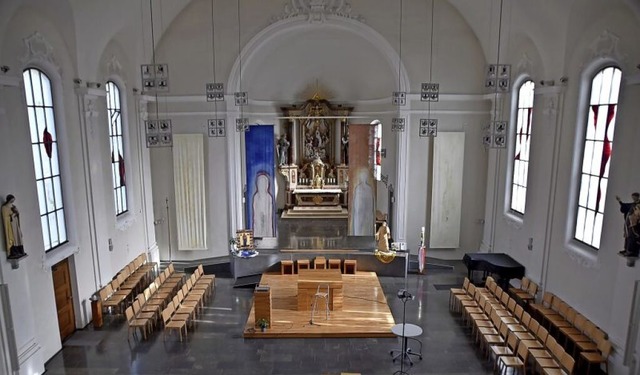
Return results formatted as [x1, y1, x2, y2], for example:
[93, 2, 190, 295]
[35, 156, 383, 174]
[462, 253, 525, 288]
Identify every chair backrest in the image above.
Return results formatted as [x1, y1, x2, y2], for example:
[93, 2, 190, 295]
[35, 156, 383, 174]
[517, 339, 529, 362]
[178, 289, 186, 301]
[514, 304, 524, 320]
[507, 298, 517, 313]
[99, 287, 110, 301]
[507, 331, 519, 351]
[499, 321, 509, 339]
[186, 278, 193, 290]
[173, 295, 181, 307]
[149, 283, 157, 294]
[573, 313, 587, 331]
[125, 306, 135, 322]
[542, 291, 554, 307]
[521, 277, 530, 291]
[110, 280, 120, 292]
[316, 283, 330, 295]
[159, 272, 166, 284]
[551, 296, 563, 311]
[133, 299, 141, 314]
[551, 339, 565, 361]
[144, 288, 152, 301]
[565, 308, 577, 324]
[521, 311, 532, 326]
[537, 326, 549, 344]
[599, 339, 613, 357]
[528, 319, 540, 336]
[137, 294, 146, 307]
[527, 280, 538, 296]
[500, 292, 510, 306]
[168, 263, 175, 274]
[560, 351, 575, 374]
[161, 308, 171, 325]
[181, 284, 189, 296]
[197, 264, 204, 275]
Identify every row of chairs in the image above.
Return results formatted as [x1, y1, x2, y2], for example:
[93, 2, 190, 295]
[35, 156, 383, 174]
[509, 277, 539, 304]
[99, 253, 157, 316]
[281, 258, 357, 274]
[453, 277, 576, 374]
[125, 263, 186, 341]
[530, 291, 612, 374]
[161, 265, 216, 342]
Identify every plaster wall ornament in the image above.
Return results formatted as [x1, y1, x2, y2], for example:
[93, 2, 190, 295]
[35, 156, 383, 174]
[21, 31, 60, 74]
[271, 0, 364, 24]
[107, 55, 122, 77]
[542, 96, 557, 117]
[515, 52, 533, 77]
[138, 99, 149, 121]
[116, 214, 137, 232]
[587, 29, 628, 66]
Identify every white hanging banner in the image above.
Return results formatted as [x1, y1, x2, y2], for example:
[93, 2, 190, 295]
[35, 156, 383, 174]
[173, 134, 207, 250]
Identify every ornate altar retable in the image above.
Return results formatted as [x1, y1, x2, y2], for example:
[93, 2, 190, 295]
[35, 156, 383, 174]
[279, 94, 352, 219]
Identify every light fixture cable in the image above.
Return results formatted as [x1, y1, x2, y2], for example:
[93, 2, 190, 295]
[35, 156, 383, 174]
[427, 0, 435, 119]
[237, 0, 243, 122]
[493, 0, 504, 121]
[210, 0, 218, 117]
[148, 0, 159, 121]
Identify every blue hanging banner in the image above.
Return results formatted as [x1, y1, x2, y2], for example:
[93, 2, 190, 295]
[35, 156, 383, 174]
[245, 125, 276, 237]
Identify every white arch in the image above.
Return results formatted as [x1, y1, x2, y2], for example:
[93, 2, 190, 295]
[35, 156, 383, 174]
[226, 15, 410, 93]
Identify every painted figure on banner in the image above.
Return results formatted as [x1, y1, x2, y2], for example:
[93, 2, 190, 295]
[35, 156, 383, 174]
[376, 221, 391, 252]
[617, 192, 640, 257]
[252, 173, 274, 237]
[352, 169, 374, 235]
[2, 194, 25, 259]
[276, 134, 290, 166]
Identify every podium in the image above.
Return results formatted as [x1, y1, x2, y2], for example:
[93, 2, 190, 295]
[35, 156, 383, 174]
[254, 286, 272, 327]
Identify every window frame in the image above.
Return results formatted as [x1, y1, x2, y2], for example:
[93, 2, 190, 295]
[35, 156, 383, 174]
[570, 63, 623, 252]
[22, 67, 68, 252]
[105, 80, 128, 216]
[508, 79, 535, 216]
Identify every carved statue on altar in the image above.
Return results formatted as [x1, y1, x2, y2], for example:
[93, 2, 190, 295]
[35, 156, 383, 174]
[310, 156, 325, 189]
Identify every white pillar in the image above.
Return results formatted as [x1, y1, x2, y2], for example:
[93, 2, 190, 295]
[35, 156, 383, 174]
[291, 119, 299, 164]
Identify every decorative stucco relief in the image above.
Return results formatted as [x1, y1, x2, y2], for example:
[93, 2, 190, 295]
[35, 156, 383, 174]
[271, 0, 365, 24]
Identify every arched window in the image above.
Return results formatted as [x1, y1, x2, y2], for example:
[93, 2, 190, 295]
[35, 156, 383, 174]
[106, 81, 127, 215]
[510, 80, 535, 214]
[23, 68, 67, 251]
[575, 66, 622, 249]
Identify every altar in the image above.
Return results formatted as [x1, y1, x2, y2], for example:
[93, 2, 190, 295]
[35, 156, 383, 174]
[278, 95, 352, 219]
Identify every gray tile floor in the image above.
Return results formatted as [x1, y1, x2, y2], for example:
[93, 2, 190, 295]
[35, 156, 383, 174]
[45, 261, 493, 375]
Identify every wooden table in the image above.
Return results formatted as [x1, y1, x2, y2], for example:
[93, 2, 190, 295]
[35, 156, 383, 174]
[297, 269, 343, 311]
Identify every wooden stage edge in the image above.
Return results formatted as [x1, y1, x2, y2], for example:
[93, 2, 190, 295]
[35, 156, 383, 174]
[243, 271, 397, 339]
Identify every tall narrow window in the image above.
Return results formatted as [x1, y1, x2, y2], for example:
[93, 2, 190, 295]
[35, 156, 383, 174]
[575, 66, 622, 249]
[23, 68, 67, 251]
[510, 80, 535, 214]
[106, 81, 127, 215]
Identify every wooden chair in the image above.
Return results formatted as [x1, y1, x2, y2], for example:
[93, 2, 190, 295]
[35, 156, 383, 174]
[125, 306, 149, 341]
[161, 305, 187, 342]
[497, 337, 529, 375]
[580, 338, 612, 374]
[449, 278, 471, 312]
[343, 259, 357, 274]
[543, 351, 576, 375]
[297, 259, 310, 273]
[281, 260, 294, 275]
[490, 331, 519, 372]
[132, 298, 155, 332]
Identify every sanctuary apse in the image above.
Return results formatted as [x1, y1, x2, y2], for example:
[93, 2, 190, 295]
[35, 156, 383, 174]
[278, 95, 354, 219]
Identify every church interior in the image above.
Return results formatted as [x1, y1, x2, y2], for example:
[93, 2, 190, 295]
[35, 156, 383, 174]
[1, 0, 640, 374]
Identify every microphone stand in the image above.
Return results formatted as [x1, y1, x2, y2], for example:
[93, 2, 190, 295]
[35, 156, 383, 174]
[393, 291, 411, 375]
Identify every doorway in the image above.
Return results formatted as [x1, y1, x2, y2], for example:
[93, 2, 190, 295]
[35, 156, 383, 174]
[52, 258, 76, 341]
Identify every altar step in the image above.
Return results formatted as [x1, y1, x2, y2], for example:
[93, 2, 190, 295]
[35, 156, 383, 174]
[281, 207, 348, 219]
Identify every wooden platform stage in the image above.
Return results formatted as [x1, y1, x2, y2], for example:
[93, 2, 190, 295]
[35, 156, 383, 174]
[243, 271, 397, 338]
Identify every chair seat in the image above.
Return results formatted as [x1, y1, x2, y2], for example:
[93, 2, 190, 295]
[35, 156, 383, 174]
[537, 358, 560, 368]
[530, 349, 552, 359]
[581, 351, 606, 362]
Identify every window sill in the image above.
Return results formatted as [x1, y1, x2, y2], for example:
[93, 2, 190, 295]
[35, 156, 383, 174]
[503, 211, 524, 230]
[564, 239, 599, 269]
